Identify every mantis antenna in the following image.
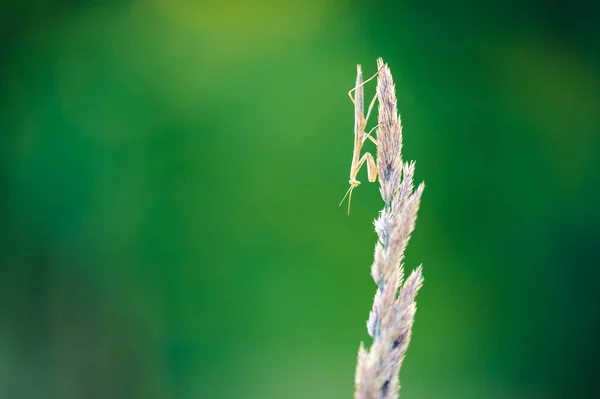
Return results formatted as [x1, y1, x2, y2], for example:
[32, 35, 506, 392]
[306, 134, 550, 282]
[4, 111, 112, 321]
[339, 185, 355, 215]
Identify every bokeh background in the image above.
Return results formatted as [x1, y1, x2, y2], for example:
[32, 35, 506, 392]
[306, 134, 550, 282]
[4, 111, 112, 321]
[1, 0, 599, 398]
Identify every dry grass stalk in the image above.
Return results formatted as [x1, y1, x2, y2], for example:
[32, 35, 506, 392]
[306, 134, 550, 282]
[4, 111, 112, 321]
[353, 58, 425, 399]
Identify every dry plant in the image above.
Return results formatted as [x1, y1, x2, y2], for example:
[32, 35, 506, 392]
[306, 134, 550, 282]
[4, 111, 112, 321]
[349, 58, 425, 399]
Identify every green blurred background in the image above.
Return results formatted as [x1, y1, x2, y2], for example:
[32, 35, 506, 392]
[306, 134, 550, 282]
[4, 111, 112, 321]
[1, 0, 599, 398]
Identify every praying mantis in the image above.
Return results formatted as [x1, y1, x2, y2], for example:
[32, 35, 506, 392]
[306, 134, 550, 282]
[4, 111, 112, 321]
[339, 64, 381, 214]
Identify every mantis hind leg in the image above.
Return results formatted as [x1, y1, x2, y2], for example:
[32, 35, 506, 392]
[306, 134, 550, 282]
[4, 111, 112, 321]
[364, 90, 378, 125]
[348, 69, 379, 118]
[349, 86, 379, 142]
[348, 64, 383, 123]
[348, 69, 380, 105]
[363, 124, 379, 145]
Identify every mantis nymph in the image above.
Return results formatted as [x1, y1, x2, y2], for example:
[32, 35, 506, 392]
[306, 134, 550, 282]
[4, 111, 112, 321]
[339, 65, 380, 214]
